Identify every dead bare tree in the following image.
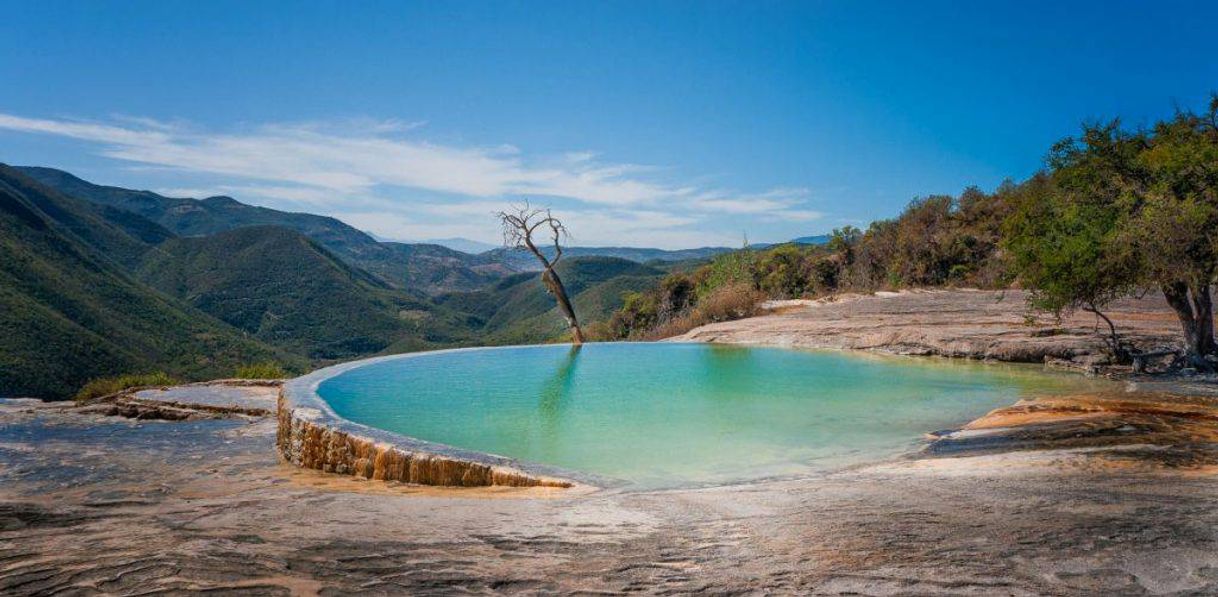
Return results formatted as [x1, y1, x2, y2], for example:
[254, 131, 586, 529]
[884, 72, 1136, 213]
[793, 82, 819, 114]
[496, 203, 585, 344]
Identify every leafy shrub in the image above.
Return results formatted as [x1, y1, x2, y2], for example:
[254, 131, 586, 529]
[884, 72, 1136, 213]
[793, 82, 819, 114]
[690, 283, 765, 324]
[601, 291, 658, 339]
[754, 244, 811, 298]
[75, 372, 179, 402]
[696, 249, 756, 299]
[233, 361, 288, 379]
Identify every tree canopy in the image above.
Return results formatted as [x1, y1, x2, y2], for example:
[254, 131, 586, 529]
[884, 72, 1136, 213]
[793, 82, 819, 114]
[1006, 97, 1218, 365]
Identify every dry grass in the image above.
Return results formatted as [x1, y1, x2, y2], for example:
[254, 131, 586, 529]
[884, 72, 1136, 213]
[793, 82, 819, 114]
[646, 283, 765, 340]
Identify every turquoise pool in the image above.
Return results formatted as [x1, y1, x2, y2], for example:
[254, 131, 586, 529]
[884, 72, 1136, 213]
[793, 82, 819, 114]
[317, 343, 1100, 488]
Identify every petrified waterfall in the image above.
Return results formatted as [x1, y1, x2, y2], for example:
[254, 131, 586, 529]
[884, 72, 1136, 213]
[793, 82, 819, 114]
[276, 392, 572, 488]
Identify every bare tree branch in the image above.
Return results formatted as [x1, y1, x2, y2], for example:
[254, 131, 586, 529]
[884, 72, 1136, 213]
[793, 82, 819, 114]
[495, 203, 584, 344]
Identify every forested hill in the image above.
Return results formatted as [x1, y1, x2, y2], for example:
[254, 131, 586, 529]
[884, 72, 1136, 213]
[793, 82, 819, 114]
[135, 226, 470, 359]
[438, 256, 666, 344]
[18, 166, 751, 291]
[0, 164, 291, 398]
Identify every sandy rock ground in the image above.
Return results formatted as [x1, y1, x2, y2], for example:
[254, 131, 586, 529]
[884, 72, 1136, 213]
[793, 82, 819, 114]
[3, 291, 1218, 595]
[3, 392, 1218, 594]
[675, 289, 1186, 364]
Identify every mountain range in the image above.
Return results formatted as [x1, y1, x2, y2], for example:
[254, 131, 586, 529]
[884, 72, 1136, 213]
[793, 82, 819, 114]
[17, 166, 513, 296]
[1, 164, 828, 399]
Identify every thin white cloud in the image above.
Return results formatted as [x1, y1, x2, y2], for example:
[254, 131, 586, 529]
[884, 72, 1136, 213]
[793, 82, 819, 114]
[690, 187, 825, 222]
[339, 207, 729, 248]
[0, 113, 171, 146]
[0, 111, 824, 247]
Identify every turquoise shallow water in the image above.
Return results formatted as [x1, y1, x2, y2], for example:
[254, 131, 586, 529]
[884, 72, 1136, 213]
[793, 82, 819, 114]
[317, 343, 1102, 488]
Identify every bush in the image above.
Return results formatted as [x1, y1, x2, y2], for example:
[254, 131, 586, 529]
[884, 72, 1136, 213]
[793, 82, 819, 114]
[754, 244, 811, 298]
[644, 283, 765, 340]
[696, 249, 756, 299]
[75, 372, 179, 402]
[233, 361, 288, 379]
[689, 283, 765, 325]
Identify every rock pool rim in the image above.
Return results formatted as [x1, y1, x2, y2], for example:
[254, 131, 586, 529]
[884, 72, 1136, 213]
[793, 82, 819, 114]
[279, 344, 625, 490]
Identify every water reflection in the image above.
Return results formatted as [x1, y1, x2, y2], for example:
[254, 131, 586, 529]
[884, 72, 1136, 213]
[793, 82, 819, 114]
[697, 344, 762, 400]
[538, 344, 582, 421]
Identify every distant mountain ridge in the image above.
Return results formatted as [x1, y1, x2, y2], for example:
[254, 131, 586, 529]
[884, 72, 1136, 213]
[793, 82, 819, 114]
[791, 234, 831, 245]
[16, 166, 512, 295]
[18, 166, 756, 290]
[484, 245, 736, 271]
[425, 237, 501, 254]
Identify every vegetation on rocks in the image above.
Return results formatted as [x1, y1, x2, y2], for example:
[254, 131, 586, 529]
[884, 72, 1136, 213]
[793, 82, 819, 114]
[233, 362, 289, 380]
[599, 185, 1018, 340]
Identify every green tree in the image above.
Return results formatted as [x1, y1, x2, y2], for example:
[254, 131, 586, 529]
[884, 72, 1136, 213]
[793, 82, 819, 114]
[1127, 101, 1218, 363]
[1004, 174, 1139, 359]
[1008, 97, 1218, 367]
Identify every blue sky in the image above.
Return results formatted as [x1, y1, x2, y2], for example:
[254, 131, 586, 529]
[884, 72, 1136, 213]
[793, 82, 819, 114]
[1, 1, 1215, 248]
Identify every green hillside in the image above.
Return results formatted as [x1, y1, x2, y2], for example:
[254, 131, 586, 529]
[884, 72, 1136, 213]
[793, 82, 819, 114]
[0, 165, 290, 399]
[17, 166, 514, 294]
[137, 226, 469, 359]
[439, 256, 665, 344]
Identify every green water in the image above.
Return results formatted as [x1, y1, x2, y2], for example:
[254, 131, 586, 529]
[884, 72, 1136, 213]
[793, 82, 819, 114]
[318, 343, 1100, 488]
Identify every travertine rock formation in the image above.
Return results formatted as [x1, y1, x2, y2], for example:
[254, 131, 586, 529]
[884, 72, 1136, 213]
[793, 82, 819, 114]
[276, 390, 573, 488]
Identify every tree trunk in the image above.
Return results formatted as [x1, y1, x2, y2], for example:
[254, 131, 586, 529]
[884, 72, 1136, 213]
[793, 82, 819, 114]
[1162, 282, 1216, 367]
[1083, 302, 1127, 363]
[1195, 284, 1216, 356]
[542, 267, 584, 345]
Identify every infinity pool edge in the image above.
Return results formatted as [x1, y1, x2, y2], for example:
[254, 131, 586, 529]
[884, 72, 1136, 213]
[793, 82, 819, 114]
[277, 345, 609, 489]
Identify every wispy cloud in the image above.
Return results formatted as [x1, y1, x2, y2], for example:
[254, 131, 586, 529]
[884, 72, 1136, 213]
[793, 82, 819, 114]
[0, 112, 823, 247]
[690, 187, 823, 221]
